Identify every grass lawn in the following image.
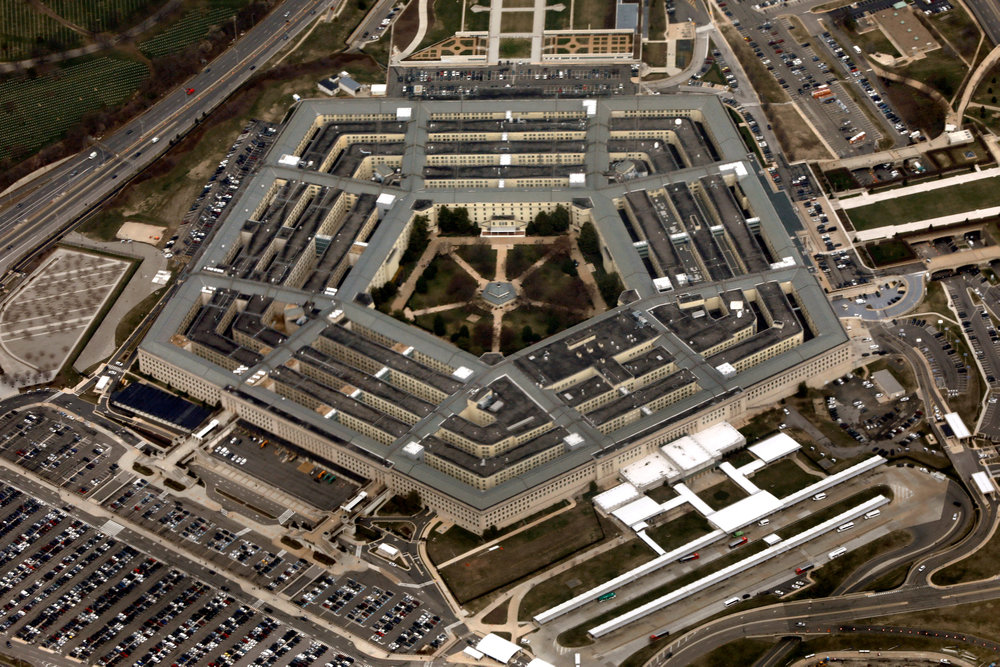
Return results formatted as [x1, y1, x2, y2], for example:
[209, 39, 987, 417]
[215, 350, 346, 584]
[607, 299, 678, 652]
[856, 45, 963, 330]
[787, 529, 911, 600]
[499, 11, 534, 32]
[646, 483, 675, 503]
[702, 63, 727, 86]
[776, 486, 891, 541]
[648, 0, 666, 40]
[499, 38, 531, 58]
[505, 244, 550, 279]
[688, 639, 774, 667]
[698, 477, 748, 512]
[482, 599, 509, 625]
[894, 45, 967, 101]
[928, 3, 981, 63]
[739, 408, 784, 444]
[645, 511, 713, 552]
[501, 305, 585, 351]
[918, 280, 953, 319]
[517, 539, 656, 621]
[860, 598, 1000, 640]
[847, 176, 1000, 230]
[789, 631, 979, 662]
[723, 449, 756, 468]
[719, 24, 787, 104]
[862, 239, 916, 266]
[455, 244, 497, 280]
[437, 503, 612, 604]
[406, 254, 474, 310]
[572, 0, 615, 29]
[521, 259, 591, 312]
[748, 457, 822, 498]
[851, 26, 899, 58]
[557, 539, 769, 646]
[466, 2, 491, 31]
[415, 0, 464, 51]
[643, 41, 667, 68]
[544, 5, 570, 30]
[114, 287, 167, 347]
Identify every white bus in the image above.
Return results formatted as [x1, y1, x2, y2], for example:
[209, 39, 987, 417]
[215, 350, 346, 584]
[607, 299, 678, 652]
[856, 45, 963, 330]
[724, 597, 741, 607]
[863, 509, 881, 520]
[828, 546, 847, 560]
[836, 521, 855, 533]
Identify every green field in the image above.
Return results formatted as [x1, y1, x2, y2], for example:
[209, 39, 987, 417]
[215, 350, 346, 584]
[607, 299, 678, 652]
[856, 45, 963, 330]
[517, 538, 656, 621]
[45, 0, 168, 33]
[863, 239, 916, 266]
[847, 176, 1000, 230]
[0, 55, 150, 161]
[748, 457, 821, 498]
[139, 0, 248, 57]
[437, 503, 612, 604]
[0, 0, 81, 61]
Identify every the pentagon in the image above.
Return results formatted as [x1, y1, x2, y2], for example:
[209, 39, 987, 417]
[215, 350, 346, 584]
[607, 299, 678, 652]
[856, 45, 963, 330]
[138, 96, 852, 532]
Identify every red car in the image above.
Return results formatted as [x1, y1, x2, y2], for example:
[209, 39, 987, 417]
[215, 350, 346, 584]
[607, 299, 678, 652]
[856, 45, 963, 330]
[186, 88, 195, 95]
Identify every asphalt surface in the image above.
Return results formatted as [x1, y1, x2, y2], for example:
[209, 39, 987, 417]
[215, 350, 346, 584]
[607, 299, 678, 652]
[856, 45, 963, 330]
[965, 0, 1000, 45]
[0, 0, 335, 277]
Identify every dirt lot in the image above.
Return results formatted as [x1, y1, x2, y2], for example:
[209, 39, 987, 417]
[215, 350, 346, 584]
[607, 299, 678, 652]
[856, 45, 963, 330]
[765, 103, 833, 161]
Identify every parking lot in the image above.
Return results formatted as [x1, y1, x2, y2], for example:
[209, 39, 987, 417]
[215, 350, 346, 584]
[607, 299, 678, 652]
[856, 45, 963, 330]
[890, 319, 969, 398]
[175, 120, 278, 260]
[387, 64, 637, 99]
[717, 0, 911, 156]
[0, 406, 455, 661]
[0, 475, 358, 667]
[814, 248, 873, 290]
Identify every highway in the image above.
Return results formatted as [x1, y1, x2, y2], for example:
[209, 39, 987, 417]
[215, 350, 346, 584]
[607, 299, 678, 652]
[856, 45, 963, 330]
[0, 0, 336, 277]
[966, 0, 1000, 47]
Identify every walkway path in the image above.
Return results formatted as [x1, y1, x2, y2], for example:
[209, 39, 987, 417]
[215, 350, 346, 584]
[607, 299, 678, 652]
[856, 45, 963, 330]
[955, 43, 1000, 125]
[398, 0, 431, 59]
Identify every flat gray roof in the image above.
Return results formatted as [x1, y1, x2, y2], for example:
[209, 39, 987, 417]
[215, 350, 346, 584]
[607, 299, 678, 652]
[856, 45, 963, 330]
[140, 95, 847, 510]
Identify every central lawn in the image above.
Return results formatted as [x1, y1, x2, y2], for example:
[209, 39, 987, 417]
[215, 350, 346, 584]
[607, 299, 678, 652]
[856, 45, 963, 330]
[437, 503, 613, 604]
[406, 253, 476, 310]
[455, 243, 497, 280]
[699, 477, 748, 511]
[505, 244, 550, 279]
[748, 457, 822, 498]
[847, 176, 1000, 230]
[517, 538, 656, 621]
[521, 257, 591, 312]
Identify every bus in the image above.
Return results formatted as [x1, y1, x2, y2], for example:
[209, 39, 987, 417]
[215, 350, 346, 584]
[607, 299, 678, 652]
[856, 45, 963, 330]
[596, 592, 616, 602]
[728, 536, 748, 549]
[795, 563, 814, 575]
[678, 553, 699, 562]
[863, 509, 881, 520]
[649, 630, 670, 642]
[828, 546, 847, 560]
[837, 521, 855, 533]
[724, 597, 741, 607]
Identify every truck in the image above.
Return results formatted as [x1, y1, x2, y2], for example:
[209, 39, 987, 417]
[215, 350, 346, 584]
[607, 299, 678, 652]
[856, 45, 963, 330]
[849, 132, 867, 144]
[94, 376, 110, 392]
[678, 553, 699, 562]
[795, 563, 815, 575]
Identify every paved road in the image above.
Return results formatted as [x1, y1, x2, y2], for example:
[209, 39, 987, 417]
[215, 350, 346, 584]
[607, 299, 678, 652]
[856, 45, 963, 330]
[0, 0, 335, 277]
[966, 0, 1000, 46]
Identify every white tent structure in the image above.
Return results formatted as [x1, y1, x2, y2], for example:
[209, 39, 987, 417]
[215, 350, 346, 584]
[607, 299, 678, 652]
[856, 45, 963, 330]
[475, 634, 521, 664]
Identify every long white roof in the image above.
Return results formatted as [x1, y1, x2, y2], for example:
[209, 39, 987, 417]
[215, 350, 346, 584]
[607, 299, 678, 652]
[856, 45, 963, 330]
[972, 471, 995, 494]
[476, 634, 520, 663]
[748, 432, 801, 463]
[661, 435, 713, 472]
[708, 492, 782, 534]
[692, 422, 745, 455]
[612, 496, 664, 527]
[944, 412, 972, 439]
[593, 483, 641, 513]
